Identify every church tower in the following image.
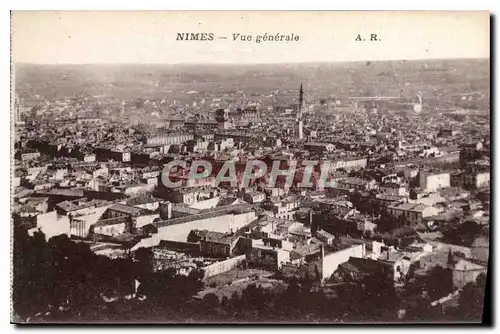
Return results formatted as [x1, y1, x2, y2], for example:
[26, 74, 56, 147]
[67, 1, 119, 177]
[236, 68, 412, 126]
[298, 83, 304, 140]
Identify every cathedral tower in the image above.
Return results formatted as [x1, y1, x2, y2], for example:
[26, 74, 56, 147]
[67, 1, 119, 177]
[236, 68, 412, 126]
[298, 83, 304, 140]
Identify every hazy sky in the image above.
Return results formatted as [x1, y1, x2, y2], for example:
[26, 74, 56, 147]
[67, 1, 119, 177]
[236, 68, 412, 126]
[11, 11, 490, 64]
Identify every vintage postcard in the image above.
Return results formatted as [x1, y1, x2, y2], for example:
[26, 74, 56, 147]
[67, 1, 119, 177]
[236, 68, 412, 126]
[10, 11, 490, 324]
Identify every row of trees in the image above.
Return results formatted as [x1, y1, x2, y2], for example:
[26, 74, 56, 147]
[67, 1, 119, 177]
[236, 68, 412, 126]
[441, 220, 483, 247]
[12, 224, 205, 322]
[198, 269, 402, 323]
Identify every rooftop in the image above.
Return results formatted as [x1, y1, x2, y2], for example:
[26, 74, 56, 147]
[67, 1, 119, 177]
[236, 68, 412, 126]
[388, 203, 430, 213]
[109, 203, 148, 216]
[56, 198, 110, 212]
[339, 177, 370, 185]
[93, 216, 129, 228]
[291, 244, 321, 259]
[191, 229, 238, 245]
[35, 189, 85, 197]
[376, 194, 404, 202]
[126, 196, 164, 206]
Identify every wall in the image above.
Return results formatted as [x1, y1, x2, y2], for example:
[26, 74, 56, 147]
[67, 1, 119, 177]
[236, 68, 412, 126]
[388, 207, 428, 225]
[157, 211, 256, 242]
[147, 135, 193, 145]
[94, 222, 126, 237]
[247, 247, 290, 270]
[135, 201, 161, 212]
[380, 186, 407, 197]
[190, 196, 220, 210]
[277, 248, 291, 269]
[36, 211, 70, 239]
[476, 172, 490, 188]
[200, 241, 230, 257]
[281, 240, 294, 251]
[124, 184, 155, 196]
[321, 244, 365, 280]
[229, 211, 257, 232]
[69, 204, 111, 238]
[420, 173, 450, 191]
[202, 255, 246, 278]
[135, 214, 160, 228]
[371, 241, 385, 259]
[453, 268, 487, 289]
[70, 219, 94, 238]
[130, 234, 160, 252]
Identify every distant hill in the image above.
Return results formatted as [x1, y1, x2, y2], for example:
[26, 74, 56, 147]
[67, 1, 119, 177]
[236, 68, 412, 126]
[14, 59, 490, 107]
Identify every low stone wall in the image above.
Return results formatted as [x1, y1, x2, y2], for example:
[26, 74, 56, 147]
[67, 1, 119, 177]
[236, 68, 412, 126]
[203, 255, 246, 279]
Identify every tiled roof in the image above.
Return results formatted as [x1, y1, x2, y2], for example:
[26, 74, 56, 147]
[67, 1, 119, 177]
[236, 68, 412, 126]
[109, 203, 146, 216]
[93, 216, 129, 227]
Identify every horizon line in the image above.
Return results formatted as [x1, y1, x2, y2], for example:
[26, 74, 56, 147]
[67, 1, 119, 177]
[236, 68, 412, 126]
[12, 57, 490, 67]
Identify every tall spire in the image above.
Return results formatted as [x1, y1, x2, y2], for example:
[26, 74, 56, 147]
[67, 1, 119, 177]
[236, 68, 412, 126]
[299, 83, 304, 106]
[298, 83, 304, 140]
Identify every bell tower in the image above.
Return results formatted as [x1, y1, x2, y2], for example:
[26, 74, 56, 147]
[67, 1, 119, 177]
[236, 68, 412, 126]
[298, 83, 304, 140]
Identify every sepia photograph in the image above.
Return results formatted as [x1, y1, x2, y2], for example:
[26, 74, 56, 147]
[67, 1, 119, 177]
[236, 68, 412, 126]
[10, 10, 491, 324]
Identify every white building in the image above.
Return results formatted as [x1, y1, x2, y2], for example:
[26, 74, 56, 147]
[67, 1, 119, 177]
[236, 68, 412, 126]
[419, 171, 450, 192]
[386, 203, 441, 225]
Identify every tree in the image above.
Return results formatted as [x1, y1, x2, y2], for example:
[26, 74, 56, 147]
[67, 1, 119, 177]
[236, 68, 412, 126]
[12, 227, 55, 318]
[220, 296, 230, 309]
[476, 272, 487, 287]
[426, 266, 454, 301]
[404, 295, 442, 322]
[442, 220, 481, 247]
[358, 269, 401, 321]
[376, 212, 400, 233]
[456, 283, 485, 321]
[203, 293, 220, 313]
[12, 228, 125, 321]
[241, 283, 266, 311]
[460, 221, 481, 247]
[447, 272, 487, 322]
[134, 247, 154, 278]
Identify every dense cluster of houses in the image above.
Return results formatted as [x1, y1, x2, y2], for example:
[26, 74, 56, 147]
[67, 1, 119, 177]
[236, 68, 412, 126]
[13, 89, 490, 308]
